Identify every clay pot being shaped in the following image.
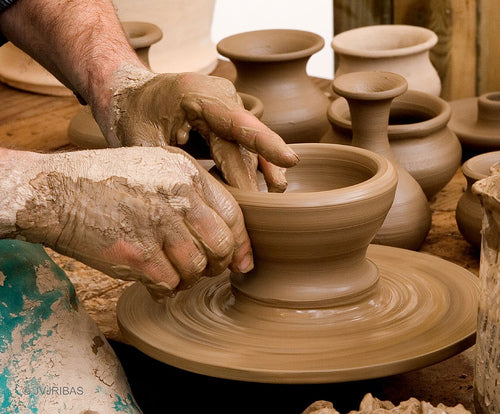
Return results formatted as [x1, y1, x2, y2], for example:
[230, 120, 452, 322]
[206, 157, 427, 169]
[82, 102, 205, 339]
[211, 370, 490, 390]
[117, 143, 479, 384]
[113, 0, 218, 74]
[332, 25, 441, 96]
[68, 21, 164, 149]
[326, 89, 462, 199]
[332, 71, 431, 250]
[456, 151, 500, 249]
[216, 29, 331, 144]
[449, 92, 500, 159]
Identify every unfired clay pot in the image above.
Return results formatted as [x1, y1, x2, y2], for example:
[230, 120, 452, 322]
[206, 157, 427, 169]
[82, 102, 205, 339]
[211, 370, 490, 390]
[332, 71, 431, 250]
[117, 143, 479, 384]
[326, 89, 462, 199]
[456, 151, 500, 249]
[332, 25, 441, 96]
[113, 0, 218, 74]
[449, 92, 500, 159]
[216, 29, 331, 144]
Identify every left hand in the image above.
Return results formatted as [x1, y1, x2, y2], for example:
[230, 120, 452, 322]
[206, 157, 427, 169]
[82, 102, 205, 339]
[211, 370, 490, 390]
[105, 70, 299, 192]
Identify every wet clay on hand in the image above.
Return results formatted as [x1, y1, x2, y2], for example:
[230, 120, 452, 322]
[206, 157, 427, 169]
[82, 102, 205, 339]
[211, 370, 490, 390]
[105, 66, 299, 192]
[0, 146, 253, 301]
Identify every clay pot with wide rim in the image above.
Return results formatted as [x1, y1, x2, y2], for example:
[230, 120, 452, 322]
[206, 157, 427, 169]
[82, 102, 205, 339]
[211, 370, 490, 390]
[331, 71, 431, 250]
[456, 151, 500, 249]
[449, 92, 500, 159]
[217, 29, 331, 144]
[332, 24, 441, 96]
[117, 142, 479, 384]
[326, 89, 462, 199]
[68, 21, 163, 149]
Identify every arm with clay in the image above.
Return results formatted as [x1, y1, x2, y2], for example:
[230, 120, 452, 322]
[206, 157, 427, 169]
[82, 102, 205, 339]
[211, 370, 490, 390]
[0, 0, 298, 192]
[0, 146, 253, 300]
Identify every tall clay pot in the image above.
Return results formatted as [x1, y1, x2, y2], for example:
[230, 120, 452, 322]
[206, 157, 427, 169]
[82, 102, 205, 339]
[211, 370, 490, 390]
[332, 25, 441, 96]
[327, 89, 462, 199]
[456, 151, 500, 249]
[332, 71, 431, 250]
[68, 21, 162, 149]
[217, 29, 331, 144]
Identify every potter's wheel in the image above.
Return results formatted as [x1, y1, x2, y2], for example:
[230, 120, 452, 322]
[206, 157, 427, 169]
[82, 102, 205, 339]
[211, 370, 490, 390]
[117, 244, 479, 384]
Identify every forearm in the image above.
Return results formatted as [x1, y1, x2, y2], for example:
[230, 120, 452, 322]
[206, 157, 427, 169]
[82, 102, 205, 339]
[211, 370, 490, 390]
[0, 0, 147, 134]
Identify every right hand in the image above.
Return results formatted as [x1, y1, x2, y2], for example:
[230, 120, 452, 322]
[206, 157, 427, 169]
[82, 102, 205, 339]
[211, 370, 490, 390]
[6, 146, 252, 301]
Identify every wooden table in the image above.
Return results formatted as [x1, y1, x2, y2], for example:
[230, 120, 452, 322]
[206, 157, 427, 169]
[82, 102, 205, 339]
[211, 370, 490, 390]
[0, 62, 481, 413]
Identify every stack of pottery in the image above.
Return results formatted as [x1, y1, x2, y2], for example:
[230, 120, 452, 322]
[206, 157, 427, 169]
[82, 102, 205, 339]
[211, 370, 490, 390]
[456, 151, 500, 249]
[449, 92, 500, 159]
[331, 24, 441, 96]
[331, 71, 431, 250]
[68, 21, 163, 149]
[327, 89, 462, 199]
[217, 29, 331, 144]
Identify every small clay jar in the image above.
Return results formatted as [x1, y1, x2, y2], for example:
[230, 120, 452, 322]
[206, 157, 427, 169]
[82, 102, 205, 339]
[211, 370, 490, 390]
[68, 22, 164, 149]
[456, 151, 500, 249]
[216, 29, 331, 144]
[332, 25, 441, 96]
[449, 92, 500, 159]
[332, 71, 431, 250]
[326, 89, 462, 199]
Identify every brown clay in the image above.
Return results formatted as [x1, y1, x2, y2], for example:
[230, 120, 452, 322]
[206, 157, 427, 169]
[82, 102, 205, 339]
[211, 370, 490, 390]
[449, 92, 500, 159]
[216, 29, 331, 144]
[117, 143, 479, 384]
[456, 151, 500, 248]
[68, 21, 162, 149]
[326, 90, 462, 199]
[331, 25, 441, 96]
[331, 71, 431, 250]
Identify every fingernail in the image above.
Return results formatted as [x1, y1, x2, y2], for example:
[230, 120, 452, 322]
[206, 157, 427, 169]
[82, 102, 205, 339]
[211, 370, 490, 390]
[238, 254, 254, 273]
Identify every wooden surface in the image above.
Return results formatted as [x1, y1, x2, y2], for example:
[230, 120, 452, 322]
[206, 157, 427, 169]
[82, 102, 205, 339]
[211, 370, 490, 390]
[0, 61, 482, 412]
[333, 0, 484, 100]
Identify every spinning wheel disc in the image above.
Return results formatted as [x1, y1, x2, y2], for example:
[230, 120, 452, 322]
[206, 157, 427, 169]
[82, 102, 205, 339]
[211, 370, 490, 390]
[117, 245, 479, 384]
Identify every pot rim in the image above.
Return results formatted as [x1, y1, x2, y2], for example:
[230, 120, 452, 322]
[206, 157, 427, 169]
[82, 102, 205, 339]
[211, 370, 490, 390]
[462, 151, 500, 182]
[122, 21, 163, 49]
[220, 143, 397, 208]
[331, 24, 438, 58]
[327, 90, 451, 139]
[216, 29, 325, 62]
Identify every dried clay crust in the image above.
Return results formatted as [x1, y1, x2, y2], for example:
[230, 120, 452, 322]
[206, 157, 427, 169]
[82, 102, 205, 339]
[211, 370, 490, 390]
[302, 394, 471, 414]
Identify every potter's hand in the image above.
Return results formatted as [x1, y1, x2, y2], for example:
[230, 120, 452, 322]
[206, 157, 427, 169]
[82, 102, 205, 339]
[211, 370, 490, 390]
[0, 147, 252, 301]
[104, 67, 299, 192]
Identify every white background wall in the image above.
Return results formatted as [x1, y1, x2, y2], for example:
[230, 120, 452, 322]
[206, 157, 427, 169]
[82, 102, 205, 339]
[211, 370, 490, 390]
[211, 0, 334, 79]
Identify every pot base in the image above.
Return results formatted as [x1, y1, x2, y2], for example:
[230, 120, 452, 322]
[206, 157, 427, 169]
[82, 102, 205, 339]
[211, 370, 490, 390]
[117, 244, 478, 384]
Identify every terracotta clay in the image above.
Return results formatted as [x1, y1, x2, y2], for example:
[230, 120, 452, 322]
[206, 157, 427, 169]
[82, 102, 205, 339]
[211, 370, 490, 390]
[456, 151, 500, 249]
[216, 29, 331, 144]
[471, 172, 500, 414]
[331, 25, 441, 96]
[69, 90, 263, 150]
[449, 92, 500, 159]
[117, 143, 479, 384]
[326, 89, 462, 199]
[332, 71, 431, 250]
